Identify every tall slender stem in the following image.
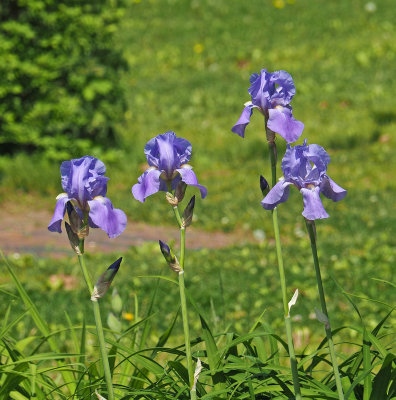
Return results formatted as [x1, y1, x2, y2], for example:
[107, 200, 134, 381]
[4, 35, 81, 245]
[272, 207, 302, 400]
[173, 206, 194, 392]
[266, 124, 301, 400]
[78, 245, 115, 400]
[305, 219, 345, 400]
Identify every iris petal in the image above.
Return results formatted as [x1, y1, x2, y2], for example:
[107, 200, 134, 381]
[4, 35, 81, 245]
[268, 107, 304, 143]
[132, 169, 162, 203]
[269, 70, 296, 105]
[88, 197, 127, 238]
[177, 167, 207, 198]
[320, 176, 347, 202]
[300, 187, 329, 220]
[48, 196, 71, 233]
[231, 104, 254, 138]
[261, 180, 292, 210]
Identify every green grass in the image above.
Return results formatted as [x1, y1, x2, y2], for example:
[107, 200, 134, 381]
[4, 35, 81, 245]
[2, 238, 394, 349]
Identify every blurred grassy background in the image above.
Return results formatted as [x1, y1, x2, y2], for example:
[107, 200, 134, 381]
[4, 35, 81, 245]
[1, 0, 395, 344]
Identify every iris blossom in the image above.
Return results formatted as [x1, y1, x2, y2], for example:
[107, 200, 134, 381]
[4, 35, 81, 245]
[48, 156, 127, 238]
[132, 131, 207, 203]
[261, 140, 347, 220]
[232, 69, 304, 143]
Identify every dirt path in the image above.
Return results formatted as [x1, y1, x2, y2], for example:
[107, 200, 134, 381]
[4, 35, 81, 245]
[0, 204, 258, 258]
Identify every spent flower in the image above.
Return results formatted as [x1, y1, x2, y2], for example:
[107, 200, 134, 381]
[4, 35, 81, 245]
[261, 140, 347, 219]
[232, 69, 304, 143]
[48, 156, 127, 238]
[132, 131, 207, 202]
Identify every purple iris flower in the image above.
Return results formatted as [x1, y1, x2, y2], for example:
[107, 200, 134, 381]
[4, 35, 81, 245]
[261, 140, 347, 220]
[48, 156, 127, 238]
[132, 131, 207, 203]
[232, 69, 304, 143]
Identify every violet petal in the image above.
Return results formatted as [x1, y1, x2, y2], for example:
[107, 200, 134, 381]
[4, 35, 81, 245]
[268, 107, 304, 143]
[300, 187, 329, 220]
[177, 167, 207, 198]
[320, 176, 347, 202]
[132, 169, 162, 203]
[231, 104, 254, 138]
[261, 180, 292, 210]
[88, 197, 127, 238]
[48, 196, 70, 233]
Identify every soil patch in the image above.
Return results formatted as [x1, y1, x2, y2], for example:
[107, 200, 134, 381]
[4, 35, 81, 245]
[0, 204, 259, 258]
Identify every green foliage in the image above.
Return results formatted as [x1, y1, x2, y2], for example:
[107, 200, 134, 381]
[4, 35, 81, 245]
[0, 0, 127, 159]
[1, 254, 395, 399]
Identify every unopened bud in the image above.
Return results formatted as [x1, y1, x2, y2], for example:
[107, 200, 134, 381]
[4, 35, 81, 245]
[65, 222, 82, 255]
[175, 181, 187, 203]
[91, 257, 122, 301]
[260, 175, 270, 196]
[66, 202, 89, 239]
[159, 240, 181, 273]
[182, 195, 195, 228]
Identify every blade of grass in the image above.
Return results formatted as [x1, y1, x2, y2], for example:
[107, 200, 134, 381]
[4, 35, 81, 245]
[1, 251, 76, 395]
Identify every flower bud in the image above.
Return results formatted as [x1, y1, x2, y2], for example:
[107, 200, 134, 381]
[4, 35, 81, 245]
[159, 240, 181, 273]
[260, 175, 270, 196]
[65, 222, 82, 255]
[91, 257, 122, 301]
[182, 195, 195, 228]
[66, 201, 89, 239]
[175, 181, 187, 203]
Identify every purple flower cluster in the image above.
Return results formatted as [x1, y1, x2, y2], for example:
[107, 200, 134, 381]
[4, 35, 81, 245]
[132, 131, 207, 203]
[48, 156, 127, 238]
[261, 140, 347, 220]
[232, 69, 304, 143]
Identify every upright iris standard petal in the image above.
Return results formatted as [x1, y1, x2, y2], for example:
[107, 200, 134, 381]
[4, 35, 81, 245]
[232, 68, 303, 143]
[132, 131, 207, 202]
[48, 155, 127, 238]
[261, 140, 346, 220]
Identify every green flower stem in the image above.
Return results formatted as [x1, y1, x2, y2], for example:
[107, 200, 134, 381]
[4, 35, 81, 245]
[172, 206, 194, 391]
[268, 141, 277, 187]
[78, 243, 115, 400]
[272, 207, 302, 400]
[266, 127, 301, 400]
[305, 220, 345, 400]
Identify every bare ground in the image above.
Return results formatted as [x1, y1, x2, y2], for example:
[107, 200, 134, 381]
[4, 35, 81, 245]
[0, 203, 258, 258]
